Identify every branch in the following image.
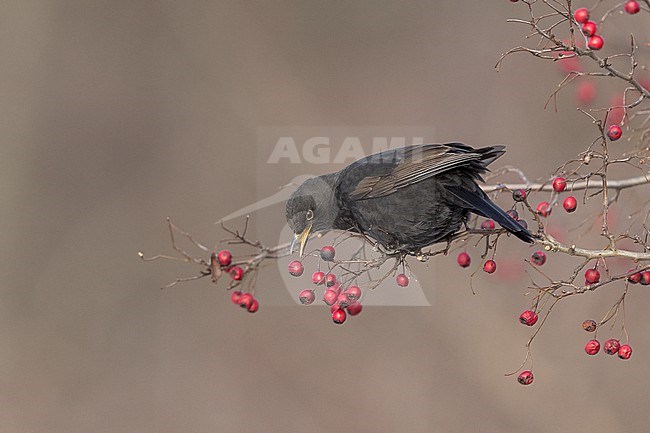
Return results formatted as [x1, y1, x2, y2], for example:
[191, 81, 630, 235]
[481, 174, 650, 193]
[540, 233, 650, 261]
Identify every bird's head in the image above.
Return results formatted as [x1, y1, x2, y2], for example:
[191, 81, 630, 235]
[285, 175, 338, 256]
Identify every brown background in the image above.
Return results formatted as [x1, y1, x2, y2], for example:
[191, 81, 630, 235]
[2, 1, 649, 432]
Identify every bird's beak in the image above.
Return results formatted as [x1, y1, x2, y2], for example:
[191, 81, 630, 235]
[290, 223, 312, 257]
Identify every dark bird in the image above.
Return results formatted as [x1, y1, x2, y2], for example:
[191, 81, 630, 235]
[286, 143, 534, 255]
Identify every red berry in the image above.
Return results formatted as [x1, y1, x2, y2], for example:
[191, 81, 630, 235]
[585, 339, 601, 355]
[483, 260, 497, 274]
[624, 0, 640, 14]
[239, 293, 254, 309]
[627, 270, 641, 284]
[588, 34, 604, 50]
[217, 250, 232, 267]
[607, 124, 622, 141]
[312, 271, 325, 285]
[563, 196, 578, 213]
[396, 273, 410, 287]
[517, 370, 534, 385]
[230, 290, 242, 305]
[481, 219, 496, 230]
[618, 344, 633, 359]
[640, 271, 650, 285]
[518, 220, 528, 230]
[345, 285, 362, 301]
[332, 308, 347, 324]
[299, 289, 315, 305]
[531, 251, 547, 266]
[323, 289, 338, 306]
[513, 189, 527, 202]
[519, 310, 539, 326]
[582, 319, 597, 332]
[457, 252, 471, 268]
[288, 260, 304, 277]
[336, 293, 350, 308]
[506, 209, 519, 220]
[325, 273, 337, 287]
[585, 268, 600, 284]
[604, 339, 621, 355]
[574, 7, 590, 24]
[581, 20, 597, 37]
[229, 266, 244, 281]
[320, 246, 336, 261]
[553, 177, 567, 192]
[577, 81, 596, 106]
[247, 298, 259, 313]
[347, 301, 363, 316]
[536, 201, 552, 217]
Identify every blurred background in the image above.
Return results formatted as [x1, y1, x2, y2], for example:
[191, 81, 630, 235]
[1, 1, 649, 432]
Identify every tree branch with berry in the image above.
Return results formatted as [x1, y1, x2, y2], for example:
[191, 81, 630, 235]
[139, 0, 650, 386]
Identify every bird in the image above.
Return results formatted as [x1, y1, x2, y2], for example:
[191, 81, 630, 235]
[285, 143, 534, 256]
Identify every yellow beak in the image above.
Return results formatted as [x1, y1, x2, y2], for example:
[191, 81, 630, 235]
[291, 223, 312, 257]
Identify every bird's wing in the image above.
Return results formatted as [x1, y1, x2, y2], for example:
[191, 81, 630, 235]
[348, 144, 493, 200]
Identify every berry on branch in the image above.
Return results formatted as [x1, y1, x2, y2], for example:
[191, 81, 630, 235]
[323, 289, 338, 306]
[299, 289, 316, 305]
[517, 370, 534, 385]
[588, 35, 604, 50]
[481, 219, 496, 230]
[582, 319, 597, 332]
[618, 344, 633, 360]
[563, 196, 577, 213]
[229, 266, 244, 281]
[325, 273, 337, 287]
[288, 260, 304, 277]
[396, 273, 410, 287]
[585, 339, 601, 355]
[217, 250, 232, 267]
[457, 252, 471, 268]
[332, 308, 347, 324]
[519, 310, 539, 326]
[624, 1, 640, 14]
[553, 177, 567, 192]
[531, 251, 547, 266]
[483, 260, 497, 274]
[585, 268, 600, 284]
[574, 7, 590, 24]
[607, 124, 622, 141]
[347, 302, 363, 316]
[320, 246, 336, 261]
[581, 21, 597, 37]
[512, 189, 527, 202]
[604, 339, 621, 355]
[345, 285, 362, 301]
[312, 271, 326, 285]
[230, 290, 242, 305]
[536, 201, 552, 217]
[247, 298, 259, 313]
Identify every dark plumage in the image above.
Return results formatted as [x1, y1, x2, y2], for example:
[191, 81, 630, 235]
[285, 143, 534, 255]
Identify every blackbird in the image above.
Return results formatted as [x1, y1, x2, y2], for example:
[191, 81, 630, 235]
[286, 143, 534, 255]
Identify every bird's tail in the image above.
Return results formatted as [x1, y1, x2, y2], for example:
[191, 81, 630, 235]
[446, 186, 535, 244]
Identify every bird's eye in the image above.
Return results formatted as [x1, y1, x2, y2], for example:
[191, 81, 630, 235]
[306, 209, 314, 220]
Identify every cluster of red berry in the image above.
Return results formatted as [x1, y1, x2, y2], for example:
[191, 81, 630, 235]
[582, 320, 633, 359]
[217, 249, 259, 313]
[458, 189, 534, 275]
[288, 245, 412, 324]
[627, 269, 650, 285]
[533, 177, 579, 216]
[573, 8, 604, 50]
[457, 249, 494, 274]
